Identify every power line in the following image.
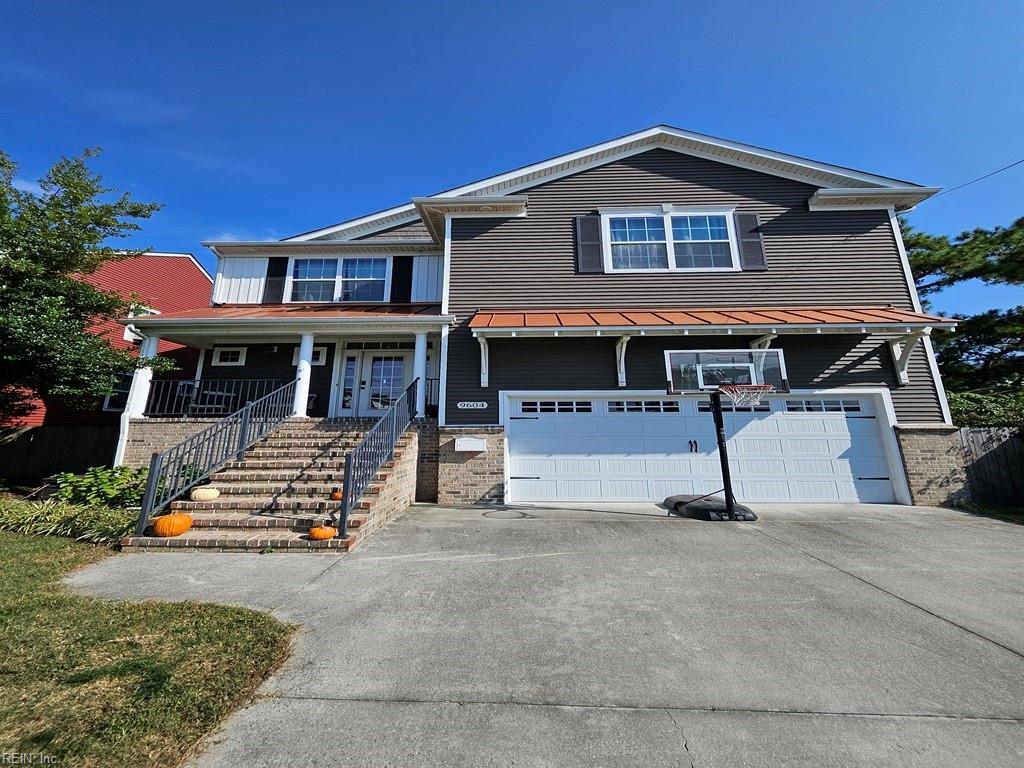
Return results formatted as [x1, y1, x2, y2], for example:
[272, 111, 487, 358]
[934, 157, 1024, 198]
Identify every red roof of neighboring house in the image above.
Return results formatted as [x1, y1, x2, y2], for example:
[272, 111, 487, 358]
[11, 252, 212, 427]
[469, 305, 953, 330]
[85, 252, 213, 354]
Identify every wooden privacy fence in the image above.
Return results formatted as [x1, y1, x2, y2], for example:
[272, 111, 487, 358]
[959, 427, 1024, 507]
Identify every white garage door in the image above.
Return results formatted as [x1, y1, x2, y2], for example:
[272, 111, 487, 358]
[507, 395, 896, 503]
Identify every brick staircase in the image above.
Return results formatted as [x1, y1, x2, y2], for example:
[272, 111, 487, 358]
[121, 418, 418, 553]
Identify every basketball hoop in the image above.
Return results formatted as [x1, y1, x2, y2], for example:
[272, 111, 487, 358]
[719, 383, 775, 408]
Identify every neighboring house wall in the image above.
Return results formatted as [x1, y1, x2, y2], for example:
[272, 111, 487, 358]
[444, 148, 942, 425]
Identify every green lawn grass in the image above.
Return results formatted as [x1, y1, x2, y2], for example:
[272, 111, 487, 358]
[0, 532, 294, 766]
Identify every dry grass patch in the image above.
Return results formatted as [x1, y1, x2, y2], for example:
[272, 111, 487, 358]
[0, 532, 294, 767]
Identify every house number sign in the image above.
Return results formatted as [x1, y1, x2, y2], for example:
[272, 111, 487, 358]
[457, 401, 488, 409]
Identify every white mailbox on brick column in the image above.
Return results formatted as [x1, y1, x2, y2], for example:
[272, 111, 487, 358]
[454, 436, 487, 452]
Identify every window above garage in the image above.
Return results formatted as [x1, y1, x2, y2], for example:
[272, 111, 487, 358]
[601, 207, 740, 273]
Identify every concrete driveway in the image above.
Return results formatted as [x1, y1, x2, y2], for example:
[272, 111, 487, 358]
[68, 503, 1024, 767]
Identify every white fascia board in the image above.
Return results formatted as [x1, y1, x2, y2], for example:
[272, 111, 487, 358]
[205, 240, 439, 254]
[472, 321, 957, 338]
[284, 125, 931, 242]
[127, 315, 454, 330]
[808, 187, 941, 211]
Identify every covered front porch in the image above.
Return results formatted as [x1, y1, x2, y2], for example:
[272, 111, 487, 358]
[120, 304, 452, 424]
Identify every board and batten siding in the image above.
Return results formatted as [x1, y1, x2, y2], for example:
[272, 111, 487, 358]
[444, 148, 943, 425]
[211, 253, 443, 303]
[411, 255, 443, 302]
[213, 257, 270, 304]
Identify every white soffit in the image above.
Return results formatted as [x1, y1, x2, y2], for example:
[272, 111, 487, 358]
[285, 125, 938, 242]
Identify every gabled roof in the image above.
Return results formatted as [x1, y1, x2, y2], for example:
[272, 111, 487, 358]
[285, 125, 938, 242]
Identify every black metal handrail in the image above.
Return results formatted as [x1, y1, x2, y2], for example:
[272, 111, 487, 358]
[337, 378, 418, 537]
[145, 378, 284, 417]
[135, 379, 299, 535]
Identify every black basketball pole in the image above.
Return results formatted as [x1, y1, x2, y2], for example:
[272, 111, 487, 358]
[710, 390, 738, 520]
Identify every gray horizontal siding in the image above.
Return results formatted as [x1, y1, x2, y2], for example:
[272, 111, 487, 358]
[448, 149, 913, 309]
[445, 147, 944, 425]
[206, 344, 334, 417]
[353, 218, 431, 241]
[444, 334, 943, 425]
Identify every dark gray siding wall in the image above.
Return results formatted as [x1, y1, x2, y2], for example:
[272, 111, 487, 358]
[352, 218, 431, 241]
[447, 336, 941, 425]
[444, 148, 943, 424]
[206, 344, 334, 417]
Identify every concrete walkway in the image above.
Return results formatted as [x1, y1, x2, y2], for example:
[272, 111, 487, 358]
[67, 503, 1024, 767]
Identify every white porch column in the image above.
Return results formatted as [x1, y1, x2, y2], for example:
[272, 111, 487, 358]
[114, 334, 160, 466]
[413, 332, 428, 417]
[123, 335, 160, 419]
[293, 333, 314, 417]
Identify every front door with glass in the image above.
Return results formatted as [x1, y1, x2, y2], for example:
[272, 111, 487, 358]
[359, 353, 411, 415]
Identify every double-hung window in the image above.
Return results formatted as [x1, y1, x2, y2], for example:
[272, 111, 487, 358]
[339, 258, 388, 301]
[291, 258, 337, 301]
[603, 208, 738, 272]
[289, 257, 389, 302]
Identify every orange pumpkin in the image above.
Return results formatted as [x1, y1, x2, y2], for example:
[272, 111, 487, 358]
[308, 525, 337, 541]
[152, 512, 193, 537]
[329, 488, 343, 501]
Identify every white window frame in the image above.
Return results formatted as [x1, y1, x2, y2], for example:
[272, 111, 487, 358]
[600, 206, 740, 273]
[210, 346, 247, 367]
[102, 372, 134, 412]
[292, 345, 328, 366]
[283, 256, 393, 303]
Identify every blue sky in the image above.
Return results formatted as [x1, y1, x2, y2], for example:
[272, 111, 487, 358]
[3, 0, 1022, 315]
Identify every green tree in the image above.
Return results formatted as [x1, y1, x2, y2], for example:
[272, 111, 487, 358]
[902, 217, 1023, 392]
[0, 149, 169, 420]
[903, 216, 1024, 296]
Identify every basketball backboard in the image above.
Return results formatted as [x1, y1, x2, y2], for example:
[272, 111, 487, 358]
[665, 349, 789, 394]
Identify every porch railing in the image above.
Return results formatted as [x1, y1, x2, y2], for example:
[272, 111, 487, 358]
[144, 378, 284, 417]
[337, 378, 418, 537]
[135, 379, 299, 536]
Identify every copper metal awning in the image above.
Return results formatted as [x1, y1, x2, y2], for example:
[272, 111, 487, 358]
[468, 305, 955, 336]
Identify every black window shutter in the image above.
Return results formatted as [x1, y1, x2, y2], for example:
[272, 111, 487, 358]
[735, 213, 768, 271]
[389, 257, 413, 303]
[575, 213, 604, 273]
[261, 257, 289, 303]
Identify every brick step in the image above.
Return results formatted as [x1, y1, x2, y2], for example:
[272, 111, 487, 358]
[263, 428, 370, 438]
[170, 494, 379, 512]
[121, 528, 357, 552]
[210, 483, 346, 498]
[279, 419, 378, 430]
[253, 438, 367, 450]
[211, 469, 385, 483]
[176, 511, 369, 531]
[244, 447, 357, 459]
[188, 512, 327, 530]
[210, 470, 349, 483]
[222, 459, 348, 471]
